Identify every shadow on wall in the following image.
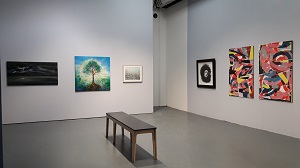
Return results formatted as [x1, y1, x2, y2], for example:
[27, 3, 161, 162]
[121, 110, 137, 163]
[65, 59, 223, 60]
[188, 0, 211, 6]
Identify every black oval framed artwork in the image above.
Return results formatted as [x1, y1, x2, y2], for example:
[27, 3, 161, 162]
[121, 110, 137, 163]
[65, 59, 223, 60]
[196, 58, 216, 89]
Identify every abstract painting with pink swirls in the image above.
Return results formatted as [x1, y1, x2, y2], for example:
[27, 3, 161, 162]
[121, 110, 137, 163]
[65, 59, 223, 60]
[229, 46, 254, 98]
[259, 41, 293, 102]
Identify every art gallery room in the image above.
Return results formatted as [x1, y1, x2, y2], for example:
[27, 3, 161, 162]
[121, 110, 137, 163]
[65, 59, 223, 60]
[1, 0, 300, 167]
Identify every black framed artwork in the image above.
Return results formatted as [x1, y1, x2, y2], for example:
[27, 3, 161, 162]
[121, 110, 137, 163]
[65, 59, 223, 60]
[6, 61, 58, 86]
[196, 58, 216, 89]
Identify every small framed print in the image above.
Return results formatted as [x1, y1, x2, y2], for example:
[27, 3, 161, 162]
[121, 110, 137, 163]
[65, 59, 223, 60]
[123, 65, 143, 83]
[196, 58, 216, 89]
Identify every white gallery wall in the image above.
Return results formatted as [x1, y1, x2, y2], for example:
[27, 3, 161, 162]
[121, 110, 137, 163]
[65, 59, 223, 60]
[188, 0, 300, 139]
[0, 0, 153, 124]
[153, 8, 167, 107]
[153, 0, 188, 110]
[165, 0, 188, 111]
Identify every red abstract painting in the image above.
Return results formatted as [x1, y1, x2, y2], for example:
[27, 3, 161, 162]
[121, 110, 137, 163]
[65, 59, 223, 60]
[229, 46, 254, 98]
[259, 41, 293, 102]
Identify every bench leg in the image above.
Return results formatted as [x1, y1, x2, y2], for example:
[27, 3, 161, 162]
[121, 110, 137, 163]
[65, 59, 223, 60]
[152, 129, 157, 160]
[122, 127, 124, 136]
[113, 122, 117, 145]
[106, 117, 109, 138]
[132, 133, 137, 162]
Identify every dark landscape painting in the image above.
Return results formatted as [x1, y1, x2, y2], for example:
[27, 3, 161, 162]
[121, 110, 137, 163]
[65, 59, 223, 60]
[7, 61, 58, 86]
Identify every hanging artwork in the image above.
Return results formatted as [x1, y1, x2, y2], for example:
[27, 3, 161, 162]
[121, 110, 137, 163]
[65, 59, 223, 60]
[75, 56, 110, 92]
[123, 65, 143, 83]
[229, 46, 254, 98]
[259, 41, 293, 102]
[6, 61, 58, 86]
[196, 58, 216, 88]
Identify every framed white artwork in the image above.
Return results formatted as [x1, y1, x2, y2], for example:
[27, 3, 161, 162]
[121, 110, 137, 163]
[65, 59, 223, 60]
[123, 65, 143, 83]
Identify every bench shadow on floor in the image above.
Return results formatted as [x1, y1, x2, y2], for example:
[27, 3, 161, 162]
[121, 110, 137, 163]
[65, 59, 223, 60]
[106, 135, 166, 168]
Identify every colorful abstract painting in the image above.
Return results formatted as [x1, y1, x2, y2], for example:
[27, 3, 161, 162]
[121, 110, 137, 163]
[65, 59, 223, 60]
[259, 41, 293, 102]
[229, 46, 254, 98]
[75, 56, 110, 92]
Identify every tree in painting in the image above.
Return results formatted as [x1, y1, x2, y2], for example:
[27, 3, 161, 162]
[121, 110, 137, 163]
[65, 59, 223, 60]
[75, 56, 110, 92]
[82, 60, 101, 90]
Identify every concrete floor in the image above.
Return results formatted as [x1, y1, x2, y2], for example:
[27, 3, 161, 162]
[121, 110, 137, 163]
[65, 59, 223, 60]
[3, 107, 300, 168]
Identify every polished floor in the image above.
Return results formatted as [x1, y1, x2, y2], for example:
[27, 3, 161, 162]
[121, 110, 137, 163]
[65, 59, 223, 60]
[3, 107, 300, 168]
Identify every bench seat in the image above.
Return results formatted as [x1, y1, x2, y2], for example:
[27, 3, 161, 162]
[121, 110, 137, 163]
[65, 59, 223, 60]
[106, 112, 157, 162]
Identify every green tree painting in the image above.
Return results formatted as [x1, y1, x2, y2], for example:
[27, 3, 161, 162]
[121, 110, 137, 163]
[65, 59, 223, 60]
[75, 56, 110, 91]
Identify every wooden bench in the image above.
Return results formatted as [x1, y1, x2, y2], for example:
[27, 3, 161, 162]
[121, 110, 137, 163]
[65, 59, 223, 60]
[106, 112, 157, 162]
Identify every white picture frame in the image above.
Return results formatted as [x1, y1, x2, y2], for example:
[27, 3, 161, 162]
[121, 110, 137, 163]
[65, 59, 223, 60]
[123, 65, 143, 83]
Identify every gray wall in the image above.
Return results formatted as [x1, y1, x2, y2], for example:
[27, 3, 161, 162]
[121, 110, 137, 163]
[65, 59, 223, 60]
[153, 0, 188, 110]
[0, 60, 2, 168]
[166, 0, 187, 111]
[0, 0, 153, 124]
[188, 0, 300, 138]
[153, 8, 167, 107]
